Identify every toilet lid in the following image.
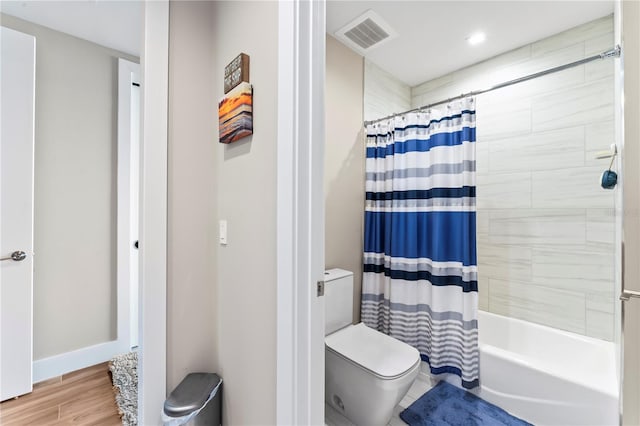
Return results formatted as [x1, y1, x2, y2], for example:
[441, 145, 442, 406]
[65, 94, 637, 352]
[325, 323, 420, 379]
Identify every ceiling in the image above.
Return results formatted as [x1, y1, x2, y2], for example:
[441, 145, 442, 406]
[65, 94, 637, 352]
[1, 1, 614, 84]
[327, 1, 614, 86]
[0, 0, 142, 57]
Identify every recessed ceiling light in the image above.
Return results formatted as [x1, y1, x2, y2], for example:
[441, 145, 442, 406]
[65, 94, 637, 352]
[467, 32, 486, 46]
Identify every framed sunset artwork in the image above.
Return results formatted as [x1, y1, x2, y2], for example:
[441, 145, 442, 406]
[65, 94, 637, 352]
[218, 82, 253, 144]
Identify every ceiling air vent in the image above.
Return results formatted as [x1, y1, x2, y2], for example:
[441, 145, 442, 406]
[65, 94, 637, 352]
[335, 10, 397, 54]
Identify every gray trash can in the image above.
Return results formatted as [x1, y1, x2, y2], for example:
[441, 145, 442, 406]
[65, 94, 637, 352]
[163, 373, 222, 426]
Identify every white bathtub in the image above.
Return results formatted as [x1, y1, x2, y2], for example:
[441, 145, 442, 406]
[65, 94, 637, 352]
[476, 310, 619, 426]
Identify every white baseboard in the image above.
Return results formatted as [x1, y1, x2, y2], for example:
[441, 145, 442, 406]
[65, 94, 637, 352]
[32, 340, 126, 383]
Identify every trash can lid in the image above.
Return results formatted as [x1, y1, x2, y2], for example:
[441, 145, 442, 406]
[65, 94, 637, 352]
[163, 373, 222, 418]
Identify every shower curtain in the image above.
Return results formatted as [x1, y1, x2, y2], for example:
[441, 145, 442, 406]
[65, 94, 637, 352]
[361, 98, 479, 389]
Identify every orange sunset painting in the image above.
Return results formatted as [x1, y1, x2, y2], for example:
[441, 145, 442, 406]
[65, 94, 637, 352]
[219, 82, 253, 144]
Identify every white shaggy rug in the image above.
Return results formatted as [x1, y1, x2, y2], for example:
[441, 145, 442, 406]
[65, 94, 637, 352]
[110, 352, 138, 426]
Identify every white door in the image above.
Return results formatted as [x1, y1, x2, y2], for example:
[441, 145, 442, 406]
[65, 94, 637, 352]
[0, 26, 35, 401]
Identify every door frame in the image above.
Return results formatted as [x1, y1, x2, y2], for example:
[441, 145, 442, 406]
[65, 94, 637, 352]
[138, 2, 168, 425]
[620, 0, 640, 424]
[116, 58, 141, 355]
[276, 1, 326, 424]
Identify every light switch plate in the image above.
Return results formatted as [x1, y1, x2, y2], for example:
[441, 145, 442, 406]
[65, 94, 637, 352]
[219, 220, 227, 245]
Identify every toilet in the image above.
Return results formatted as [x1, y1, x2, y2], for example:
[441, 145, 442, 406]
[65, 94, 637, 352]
[324, 269, 421, 426]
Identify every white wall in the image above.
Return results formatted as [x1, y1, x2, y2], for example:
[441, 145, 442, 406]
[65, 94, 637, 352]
[0, 14, 138, 360]
[167, 1, 217, 391]
[325, 35, 365, 323]
[410, 15, 616, 340]
[364, 59, 411, 121]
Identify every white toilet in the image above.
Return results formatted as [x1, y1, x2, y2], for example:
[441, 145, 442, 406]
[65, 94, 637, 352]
[324, 269, 421, 426]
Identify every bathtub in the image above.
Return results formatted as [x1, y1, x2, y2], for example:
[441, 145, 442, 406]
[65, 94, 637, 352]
[476, 310, 619, 426]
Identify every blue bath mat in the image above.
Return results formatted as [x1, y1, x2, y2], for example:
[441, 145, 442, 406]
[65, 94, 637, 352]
[400, 381, 532, 426]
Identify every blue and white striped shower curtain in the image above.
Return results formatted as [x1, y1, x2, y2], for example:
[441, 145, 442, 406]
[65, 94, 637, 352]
[361, 98, 479, 389]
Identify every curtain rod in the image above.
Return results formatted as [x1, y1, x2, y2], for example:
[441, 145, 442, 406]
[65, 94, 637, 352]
[364, 45, 621, 126]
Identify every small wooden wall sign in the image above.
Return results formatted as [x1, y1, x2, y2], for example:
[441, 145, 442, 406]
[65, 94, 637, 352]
[224, 53, 250, 94]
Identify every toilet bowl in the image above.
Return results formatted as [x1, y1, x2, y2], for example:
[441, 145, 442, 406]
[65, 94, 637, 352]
[324, 269, 421, 425]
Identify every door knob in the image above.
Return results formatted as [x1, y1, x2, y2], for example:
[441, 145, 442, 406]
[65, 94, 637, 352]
[0, 251, 26, 262]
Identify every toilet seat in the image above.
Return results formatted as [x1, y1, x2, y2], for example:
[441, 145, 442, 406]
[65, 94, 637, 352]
[325, 323, 420, 380]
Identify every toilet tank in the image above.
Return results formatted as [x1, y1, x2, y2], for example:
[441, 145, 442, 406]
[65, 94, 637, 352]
[324, 269, 354, 335]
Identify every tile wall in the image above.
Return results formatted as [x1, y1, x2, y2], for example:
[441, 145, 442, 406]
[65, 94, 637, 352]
[408, 16, 617, 340]
[364, 59, 411, 121]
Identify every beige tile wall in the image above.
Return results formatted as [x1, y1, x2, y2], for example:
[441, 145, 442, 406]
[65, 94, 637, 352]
[411, 15, 617, 340]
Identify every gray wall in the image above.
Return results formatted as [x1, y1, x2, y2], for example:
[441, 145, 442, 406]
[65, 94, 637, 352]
[213, 2, 278, 423]
[167, 1, 217, 391]
[325, 35, 365, 323]
[167, 2, 279, 423]
[0, 14, 138, 360]
[410, 16, 616, 340]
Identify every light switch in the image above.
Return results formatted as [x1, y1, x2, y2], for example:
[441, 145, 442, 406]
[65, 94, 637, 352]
[219, 220, 228, 245]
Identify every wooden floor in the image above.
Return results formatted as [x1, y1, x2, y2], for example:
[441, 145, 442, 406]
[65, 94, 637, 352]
[0, 362, 122, 425]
